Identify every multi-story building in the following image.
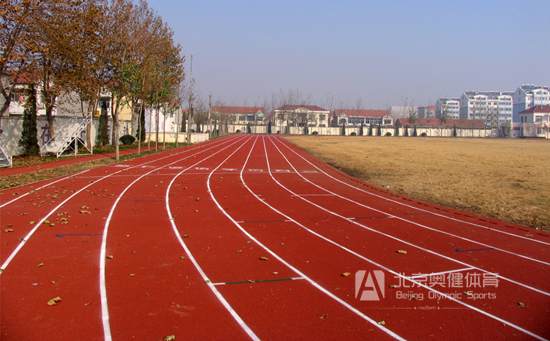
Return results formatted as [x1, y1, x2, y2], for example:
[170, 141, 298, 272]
[211, 106, 265, 125]
[435, 98, 460, 119]
[459, 91, 513, 126]
[418, 105, 435, 119]
[269, 105, 330, 127]
[512, 84, 550, 122]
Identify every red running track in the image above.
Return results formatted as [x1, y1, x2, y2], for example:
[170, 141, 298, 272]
[1, 134, 549, 340]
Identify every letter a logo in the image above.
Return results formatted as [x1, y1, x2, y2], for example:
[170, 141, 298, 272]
[355, 270, 385, 301]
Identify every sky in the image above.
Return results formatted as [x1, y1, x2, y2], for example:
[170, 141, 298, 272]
[145, 0, 550, 110]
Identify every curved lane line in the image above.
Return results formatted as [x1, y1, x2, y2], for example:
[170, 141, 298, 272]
[165, 135, 260, 340]
[240, 136, 548, 341]
[274, 136, 550, 246]
[269, 136, 550, 266]
[205, 135, 407, 341]
[99, 135, 249, 341]
[265, 136, 550, 296]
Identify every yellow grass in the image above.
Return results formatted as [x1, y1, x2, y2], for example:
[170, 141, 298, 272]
[283, 136, 550, 231]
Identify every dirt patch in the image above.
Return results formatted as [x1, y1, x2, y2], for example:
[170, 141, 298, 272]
[284, 136, 550, 231]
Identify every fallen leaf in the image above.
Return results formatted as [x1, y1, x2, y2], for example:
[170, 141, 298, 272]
[30, 221, 36, 225]
[4, 229, 14, 233]
[236, 250, 242, 253]
[180, 256, 185, 259]
[464, 291, 473, 296]
[378, 321, 385, 325]
[196, 198, 200, 201]
[341, 272, 351, 277]
[259, 257, 269, 261]
[47, 297, 61, 306]
[164, 335, 175, 341]
[183, 235, 191, 238]
[106, 255, 114, 259]
[518, 302, 527, 308]
[37, 263, 44, 267]
[396, 250, 407, 254]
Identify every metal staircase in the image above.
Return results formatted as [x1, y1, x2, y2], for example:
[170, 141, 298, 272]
[40, 114, 93, 157]
[0, 135, 13, 167]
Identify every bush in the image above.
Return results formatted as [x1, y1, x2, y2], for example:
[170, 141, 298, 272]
[312, 131, 318, 135]
[385, 132, 392, 136]
[236, 129, 241, 133]
[119, 134, 136, 145]
[350, 132, 357, 136]
[420, 132, 427, 137]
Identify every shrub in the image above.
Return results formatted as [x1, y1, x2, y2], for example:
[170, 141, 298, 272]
[385, 132, 392, 136]
[119, 134, 136, 145]
[350, 132, 357, 136]
[312, 131, 318, 135]
[420, 132, 427, 137]
[236, 129, 241, 133]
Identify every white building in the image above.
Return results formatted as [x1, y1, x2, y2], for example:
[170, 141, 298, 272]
[459, 91, 513, 126]
[512, 84, 550, 122]
[268, 105, 331, 128]
[435, 98, 460, 119]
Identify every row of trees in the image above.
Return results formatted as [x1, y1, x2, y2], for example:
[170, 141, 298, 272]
[1, 0, 185, 157]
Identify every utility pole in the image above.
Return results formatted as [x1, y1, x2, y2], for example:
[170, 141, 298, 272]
[186, 55, 193, 145]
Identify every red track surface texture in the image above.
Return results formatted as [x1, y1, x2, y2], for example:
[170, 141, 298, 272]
[1, 135, 549, 340]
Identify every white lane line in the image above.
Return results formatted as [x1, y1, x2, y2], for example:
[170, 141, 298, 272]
[274, 136, 550, 246]
[1, 137, 241, 271]
[269, 136, 550, 267]
[165, 135, 260, 340]
[408, 267, 476, 279]
[255, 136, 547, 341]
[0, 169, 90, 208]
[266, 136, 550, 296]
[212, 277, 306, 286]
[99, 135, 247, 341]
[206, 136, 407, 340]
[0, 134, 241, 208]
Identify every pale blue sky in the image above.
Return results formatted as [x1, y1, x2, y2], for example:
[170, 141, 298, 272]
[145, 0, 550, 109]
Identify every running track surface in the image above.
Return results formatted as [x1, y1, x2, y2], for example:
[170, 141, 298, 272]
[1, 135, 549, 340]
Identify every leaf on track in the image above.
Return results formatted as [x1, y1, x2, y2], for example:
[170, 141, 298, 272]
[106, 255, 114, 259]
[37, 263, 44, 267]
[341, 272, 351, 277]
[164, 335, 175, 341]
[518, 302, 527, 308]
[47, 297, 61, 306]
[259, 257, 269, 261]
[4, 229, 14, 233]
[378, 321, 385, 325]
[396, 250, 407, 254]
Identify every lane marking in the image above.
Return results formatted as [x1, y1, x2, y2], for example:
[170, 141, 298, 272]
[408, 267, 476, 279]
[165, 135, 260, 340]
[268, 137, 550, 269]
[56, 234, 103, 238]
[258, 136, 548, 340]
[350, 216, 391, 220]
[211, 136, 406, 340]
[213, 277, 305, 286]
[267, 136, 550, 294]
[274, 137, 550, 246]
[98, 135, 246, 341]
[455, 248, 495, 253]
[237, 220, 291, 224]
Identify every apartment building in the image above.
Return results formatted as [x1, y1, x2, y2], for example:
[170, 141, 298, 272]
[459, 91, 513, 126]
[269, 105, 330, 127]
[512, 84, 550, 122]
[435, 98, 460, 119]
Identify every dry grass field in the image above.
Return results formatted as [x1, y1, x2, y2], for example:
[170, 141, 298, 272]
[284, 136, 550, 231]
